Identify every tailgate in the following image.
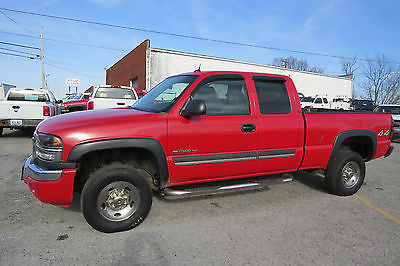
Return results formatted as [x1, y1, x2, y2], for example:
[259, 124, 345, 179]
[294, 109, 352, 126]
[93, 98, 137, 110]
[0, 101, 45, 120]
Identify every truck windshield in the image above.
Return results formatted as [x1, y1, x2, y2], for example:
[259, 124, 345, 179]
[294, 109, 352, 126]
[132, 75, 199, 113]
[301, 97, 314, 103]
[7, 90, 49, 102]
[95, 87, 135, 99]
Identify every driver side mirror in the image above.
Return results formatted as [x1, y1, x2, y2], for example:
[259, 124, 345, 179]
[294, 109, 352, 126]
[181, 99, 206, 117]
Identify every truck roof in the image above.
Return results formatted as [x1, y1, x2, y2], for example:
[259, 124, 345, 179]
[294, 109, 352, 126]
[176, 70, 289, 78]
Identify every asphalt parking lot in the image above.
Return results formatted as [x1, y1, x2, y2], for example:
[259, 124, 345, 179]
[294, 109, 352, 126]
[0, 128, 399, 265]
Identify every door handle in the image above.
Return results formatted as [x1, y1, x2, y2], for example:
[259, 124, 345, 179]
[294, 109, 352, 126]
[117, 102, 125, 105]
[241, 124, 256, 133]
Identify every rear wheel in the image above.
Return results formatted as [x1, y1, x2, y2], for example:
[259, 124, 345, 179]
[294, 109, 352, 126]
[81, 163, 153, 233]
[0, 127, 3, 136]
[325, 150, 365, 196]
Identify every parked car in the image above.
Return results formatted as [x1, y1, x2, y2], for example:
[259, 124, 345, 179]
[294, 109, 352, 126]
[300, 96, 330, 109]
[22, 71, 393, 233]
[61, 93, 91, 113]
[350, 99, 376, 111]
[87, 85, 138, 110]
[331, 97, 351, 110]
[0, 88, 61, 136]
[374, 104, 400, 138]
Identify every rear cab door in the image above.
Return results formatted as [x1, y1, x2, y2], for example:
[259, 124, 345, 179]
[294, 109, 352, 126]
[250, 74, 305, 174]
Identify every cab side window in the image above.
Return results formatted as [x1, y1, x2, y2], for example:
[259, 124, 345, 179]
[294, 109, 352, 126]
[253, 78, 291, 114]
[315, 98, 322, 104]
[192, 79, 250, 116]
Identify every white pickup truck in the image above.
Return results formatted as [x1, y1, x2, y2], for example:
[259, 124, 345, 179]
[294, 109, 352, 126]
[300, 96, 330, 109]
[300, 96, 351, 110]
[0, 88, 61, 136]
[87, 85, 138, 110]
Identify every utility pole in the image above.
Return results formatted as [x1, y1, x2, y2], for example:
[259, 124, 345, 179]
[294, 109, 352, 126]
[281, 58, 289, 69]
[40, 26, 45, 89]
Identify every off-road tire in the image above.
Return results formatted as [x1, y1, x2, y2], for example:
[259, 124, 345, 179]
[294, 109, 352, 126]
[325, 150, 365, 196]
[81, 163, 152, 233]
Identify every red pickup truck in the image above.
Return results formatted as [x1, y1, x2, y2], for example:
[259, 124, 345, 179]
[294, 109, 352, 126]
[61, 93, 91, 113]
[22, 71, 394, 233]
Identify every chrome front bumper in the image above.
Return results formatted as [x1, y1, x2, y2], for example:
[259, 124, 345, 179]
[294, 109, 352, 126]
[22, 156, 62, 181]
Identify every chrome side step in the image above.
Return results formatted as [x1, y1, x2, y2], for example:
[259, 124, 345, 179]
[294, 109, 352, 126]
[161, 174, 294, 199]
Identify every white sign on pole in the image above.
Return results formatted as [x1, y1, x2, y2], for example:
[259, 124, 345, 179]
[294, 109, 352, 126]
[66, 78, 80, 86]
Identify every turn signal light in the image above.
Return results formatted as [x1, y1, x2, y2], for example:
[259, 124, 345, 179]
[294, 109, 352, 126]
[88, 101, 94, 110]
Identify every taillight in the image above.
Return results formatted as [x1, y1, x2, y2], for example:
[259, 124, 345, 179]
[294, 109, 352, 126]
[88, 101, 94, 110]
[43, 106, 50, 116]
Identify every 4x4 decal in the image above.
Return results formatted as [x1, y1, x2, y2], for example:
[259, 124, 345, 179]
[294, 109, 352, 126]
[378, 129, 390, 137]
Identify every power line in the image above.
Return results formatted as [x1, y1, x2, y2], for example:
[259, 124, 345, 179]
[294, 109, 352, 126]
[0, 7, 398, 65]
[0, 7, 374, 62]
[0, 30, 128, 51]
[0, 10, 34, 34]
[0, 47, 40, 57]
[0, 51, 38, 59]
[45, 61, 103, 79]
[0, 40, 40, 50]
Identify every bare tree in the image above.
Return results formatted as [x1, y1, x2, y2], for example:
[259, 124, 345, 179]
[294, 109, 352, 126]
[341, 56, 359, 76]
[272, 57, 325, 73]
[362, 54, 400, 104]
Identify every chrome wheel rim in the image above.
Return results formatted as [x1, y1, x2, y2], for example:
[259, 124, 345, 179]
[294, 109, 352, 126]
[341, 161, 361, 189]
[97, 181, 140, 222]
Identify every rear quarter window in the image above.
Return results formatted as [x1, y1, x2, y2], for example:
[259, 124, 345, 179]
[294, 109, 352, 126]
[253, 78, 291, 114]
[95, 87, 136, 99]
[7, 91, 49, 102]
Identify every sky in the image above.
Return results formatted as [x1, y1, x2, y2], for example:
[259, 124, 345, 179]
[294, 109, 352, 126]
[0, 0, 399, 98]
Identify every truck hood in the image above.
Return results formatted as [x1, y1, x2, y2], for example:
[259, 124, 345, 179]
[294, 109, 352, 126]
[38, 108, 149, 131]
[37, 108, 167, 145]
[63, 99, 88, 106]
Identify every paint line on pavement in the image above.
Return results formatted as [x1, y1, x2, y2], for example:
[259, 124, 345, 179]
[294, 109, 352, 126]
[353, 194, 400, 225]
[378, 159, 400, 169]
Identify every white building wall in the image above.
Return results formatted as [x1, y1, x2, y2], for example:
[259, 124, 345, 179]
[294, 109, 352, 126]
[149, 48, 353, 100]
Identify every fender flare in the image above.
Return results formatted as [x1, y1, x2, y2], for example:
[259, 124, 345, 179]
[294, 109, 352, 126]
[327, 129, 377, 167]
[67, 138, 169, 186]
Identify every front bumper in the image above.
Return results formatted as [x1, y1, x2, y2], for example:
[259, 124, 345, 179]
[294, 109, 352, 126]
[22, 156, 77, 206]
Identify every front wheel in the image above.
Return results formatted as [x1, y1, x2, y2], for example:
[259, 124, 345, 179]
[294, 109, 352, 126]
[81, 164, 153, 233]
[325, 150, 365, 196]
[0, 127, 3, 136]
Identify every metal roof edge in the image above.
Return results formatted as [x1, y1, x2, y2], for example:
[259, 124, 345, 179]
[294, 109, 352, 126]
[149, 47, 352, 81]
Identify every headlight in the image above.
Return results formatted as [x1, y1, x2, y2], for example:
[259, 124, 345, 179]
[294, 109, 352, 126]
[36, 133, 63, 149]
[33, 133, 63, 162]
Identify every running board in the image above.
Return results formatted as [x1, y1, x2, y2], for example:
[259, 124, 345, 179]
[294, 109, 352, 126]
[161, 175, 294, 199]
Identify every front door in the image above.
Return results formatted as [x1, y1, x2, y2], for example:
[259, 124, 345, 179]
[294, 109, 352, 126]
[167, 74, 258, 184]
